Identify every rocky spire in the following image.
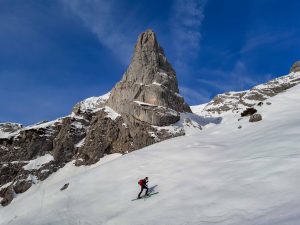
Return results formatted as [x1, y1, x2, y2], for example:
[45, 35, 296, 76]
[290, 61, 300, 73]
[106, 29, 191, 126]
[122, 29, 178, 92]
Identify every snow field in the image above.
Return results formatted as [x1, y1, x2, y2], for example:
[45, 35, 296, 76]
[1, 85, 300, 225]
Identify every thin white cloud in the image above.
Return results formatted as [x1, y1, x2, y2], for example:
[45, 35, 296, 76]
[197, 60, 272, 92]
[60, 0, 207, 69]
[60, 0, 140, 65]
[171, 0, 207, 70]
[241, 31, 295, 54]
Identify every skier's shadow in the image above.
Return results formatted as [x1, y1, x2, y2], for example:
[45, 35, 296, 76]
[148, 185, 158, 193]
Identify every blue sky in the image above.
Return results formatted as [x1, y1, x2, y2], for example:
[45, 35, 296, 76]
[1, 0, 300, 125]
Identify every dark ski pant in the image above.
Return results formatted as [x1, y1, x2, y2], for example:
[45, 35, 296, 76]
[138, 185, 148, 198]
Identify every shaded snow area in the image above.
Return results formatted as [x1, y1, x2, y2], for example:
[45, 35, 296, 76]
[1, 85, 300, 225]
[23, 154, 54, 171]
[153, 112, 221, 137]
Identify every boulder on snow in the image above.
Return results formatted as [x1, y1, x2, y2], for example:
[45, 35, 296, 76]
[257, 102, 263, 106]
[13, 180, 32, 194]
[241, 108, 257, 117]
[0, 186, 14, 206]
[60, 183, 69, 191]
[249, 114, 262, 122]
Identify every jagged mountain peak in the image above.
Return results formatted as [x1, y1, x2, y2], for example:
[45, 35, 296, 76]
[107, 29, 191, 126]
[122, 29, 178, 91]
[136, 29, 159, 52]
[131, 29, 173, 76]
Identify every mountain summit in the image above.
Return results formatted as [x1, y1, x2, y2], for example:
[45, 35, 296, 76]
[107, 29, 191, 126]
[0, 30, 197, 206]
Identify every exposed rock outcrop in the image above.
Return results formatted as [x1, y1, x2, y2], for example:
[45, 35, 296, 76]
[290, 61, 300, 73]
[107, 29, 191, 126]
[52, 117, 88, 162]
[249, 114, 262, 122]
[0, 185, 14, 206]
[241, 108, 257, 117]
[0, 123, 22, 134]
[75, 106, 186, 166]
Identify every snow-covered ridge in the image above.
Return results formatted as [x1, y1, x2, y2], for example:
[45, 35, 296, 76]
[0, 123, 23, 139]
[0, 118, 64, 140]
[202, 71, 300, 114]
[72, 92, 110, 114]
[0, 114, 88, 140]
[0, 92, 113, 140]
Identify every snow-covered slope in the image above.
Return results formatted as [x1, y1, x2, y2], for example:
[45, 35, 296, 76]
[1, 84, 300, 225]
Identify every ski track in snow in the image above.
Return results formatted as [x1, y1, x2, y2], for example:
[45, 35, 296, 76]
[1, 86, 300, 225]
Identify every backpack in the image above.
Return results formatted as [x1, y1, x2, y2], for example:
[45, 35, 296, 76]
[138, 179, 143, 186]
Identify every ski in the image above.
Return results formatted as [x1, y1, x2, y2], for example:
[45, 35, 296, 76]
[131, 192, 159, 201]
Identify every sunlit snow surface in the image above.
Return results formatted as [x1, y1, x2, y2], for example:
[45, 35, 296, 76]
[76, 92, 110, 112]
[23, 154, 54, 171]
[1, 86, 300, 225]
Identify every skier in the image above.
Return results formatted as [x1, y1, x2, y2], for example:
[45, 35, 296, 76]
[137, 177, 149, 199]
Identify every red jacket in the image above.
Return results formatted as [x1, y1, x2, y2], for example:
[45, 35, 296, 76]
[138, 179, 147, 186]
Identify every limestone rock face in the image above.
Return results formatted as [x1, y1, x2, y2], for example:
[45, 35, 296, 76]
[52, 117, 88, 162]
[75, 107, 184, 166]
[290, 61, 300, 73]
[0, 117, 88, 206]
[107, 29, 191, 126]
